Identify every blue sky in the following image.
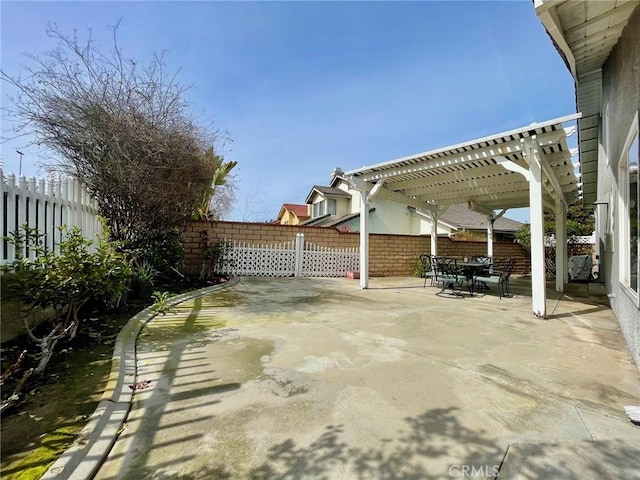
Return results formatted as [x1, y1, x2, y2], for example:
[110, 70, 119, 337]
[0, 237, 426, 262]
[1, 1, 576, 223]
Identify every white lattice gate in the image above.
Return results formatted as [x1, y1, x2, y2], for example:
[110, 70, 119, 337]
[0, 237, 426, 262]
[300, 240, 359, 277]
[220, 240, 296, 277]
[219, 234, 358, 278]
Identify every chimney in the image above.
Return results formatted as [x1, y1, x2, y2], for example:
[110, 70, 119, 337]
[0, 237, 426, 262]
[331, 167, 344, 179]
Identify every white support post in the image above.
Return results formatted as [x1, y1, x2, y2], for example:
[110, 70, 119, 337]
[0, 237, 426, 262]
[294, 233, 304, 277]
[487, 218, 494, 259]
[430, 209, 439, 256]
[359, 190, 369, 289]
[525, 139, 547, 318]
[555, 199, 567, 291]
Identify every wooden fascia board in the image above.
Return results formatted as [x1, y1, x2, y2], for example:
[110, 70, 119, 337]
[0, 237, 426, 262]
[536, 3, 578, 79]
[305, 187, 322, 204]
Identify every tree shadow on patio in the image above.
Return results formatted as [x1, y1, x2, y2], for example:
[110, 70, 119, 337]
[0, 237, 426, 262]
[247, 407, 505, 480]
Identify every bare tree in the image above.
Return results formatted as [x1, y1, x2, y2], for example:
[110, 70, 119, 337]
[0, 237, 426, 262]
[1, 22, 229, 269]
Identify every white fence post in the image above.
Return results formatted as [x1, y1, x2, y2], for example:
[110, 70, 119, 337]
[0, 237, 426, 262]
[1, 169, 100, 265]
[2, 172, 17, 261]
[294, 233, 304, 277]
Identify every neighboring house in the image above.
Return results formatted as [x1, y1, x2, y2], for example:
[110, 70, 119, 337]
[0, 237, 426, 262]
[274, 203, 310, 225]
[440, 204, 524, 241]
[535, 1, 639, 368]
[300, 168, 522, 238]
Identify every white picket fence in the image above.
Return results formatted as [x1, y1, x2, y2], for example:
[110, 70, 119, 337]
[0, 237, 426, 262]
[544, 233, 596, 247]
[219, 233, 359, 277]
[1, 170, 101, 265]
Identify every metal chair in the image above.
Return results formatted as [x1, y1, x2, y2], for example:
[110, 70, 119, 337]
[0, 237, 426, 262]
[471, 255, 493, 275]
[473, 258, 516, 298]
[419, 254, 437, 287]
[433, 256, 468, 297]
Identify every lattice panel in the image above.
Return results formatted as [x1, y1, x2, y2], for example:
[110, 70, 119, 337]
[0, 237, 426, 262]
[301, 242, 359, 277]
[220, 240, 296, 277]
[219, 237, 359, 278]
[544, 234, 595, 247]
[570, 235, 596, 245]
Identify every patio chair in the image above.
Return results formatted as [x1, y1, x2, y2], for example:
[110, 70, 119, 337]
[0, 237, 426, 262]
[419, 254, 437, 287]
[473, 258, 516, 298]
[471, 255, 493, 275]
[432, 256, 468, 297]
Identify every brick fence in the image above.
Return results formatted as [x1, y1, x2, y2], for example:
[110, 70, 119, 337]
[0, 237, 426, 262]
[183, 220, 532, 277]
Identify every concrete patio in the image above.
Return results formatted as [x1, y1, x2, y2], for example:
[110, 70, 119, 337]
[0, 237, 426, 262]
[94, 276, 639, 479]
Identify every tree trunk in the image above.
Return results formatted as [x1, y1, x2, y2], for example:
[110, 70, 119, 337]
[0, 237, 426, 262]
[35, 336, 61, 374]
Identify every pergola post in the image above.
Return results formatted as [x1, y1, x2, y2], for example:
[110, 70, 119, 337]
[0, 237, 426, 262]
[430, 209, 440, 256]
[359, 190, 370, 289]
[487, 218, 494, 258]
[555, 199, 567, 290]
[525, 139, 547, 318]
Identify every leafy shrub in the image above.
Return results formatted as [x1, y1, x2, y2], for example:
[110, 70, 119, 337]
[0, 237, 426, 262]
[151, 291, 178, 315]
[200, 239, 232, 280]
[2, 225, 131, 374]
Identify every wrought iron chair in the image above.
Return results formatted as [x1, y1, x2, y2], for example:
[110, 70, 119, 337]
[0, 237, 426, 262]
[419, 254, 437, 287]
[473, 258, 516, 298]
[432, 256, 468, 297]
[471, 255, 493, 275]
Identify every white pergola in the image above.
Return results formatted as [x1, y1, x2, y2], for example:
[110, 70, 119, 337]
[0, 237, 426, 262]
[345, 114, 581, 318]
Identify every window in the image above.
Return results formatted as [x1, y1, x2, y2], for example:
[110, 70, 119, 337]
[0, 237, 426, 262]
[327, 198, 337, 215]
[619, 113, 639, 301]
[312, 200, 325, 218]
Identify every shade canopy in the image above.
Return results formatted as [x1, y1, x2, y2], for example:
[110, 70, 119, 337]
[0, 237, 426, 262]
[344, 114, 581, 213]
[345, 114, 582, 318]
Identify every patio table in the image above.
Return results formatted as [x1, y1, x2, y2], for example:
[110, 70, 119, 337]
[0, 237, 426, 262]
[457, 261, 493, 294]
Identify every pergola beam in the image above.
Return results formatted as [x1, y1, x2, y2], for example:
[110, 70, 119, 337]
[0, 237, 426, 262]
[389, 163, 512, 190]
[409, 179, 528, 200]
[347, 175, 438, 213]
[535, 137, 568, 210]
[360, 129, 570, 183]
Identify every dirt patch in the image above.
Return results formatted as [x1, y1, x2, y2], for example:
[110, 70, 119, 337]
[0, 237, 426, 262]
[0, 307, 138, 479]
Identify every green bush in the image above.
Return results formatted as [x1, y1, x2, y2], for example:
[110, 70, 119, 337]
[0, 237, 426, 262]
[2, 224, 131, 373]
[413, 259, 425, 278]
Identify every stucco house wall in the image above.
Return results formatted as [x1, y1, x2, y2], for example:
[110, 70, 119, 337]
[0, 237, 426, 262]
[600, 7, 640, 368]
[327, 177, 453, 235]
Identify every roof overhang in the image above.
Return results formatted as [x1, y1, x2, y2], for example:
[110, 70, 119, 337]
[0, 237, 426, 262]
[535, 0, 639, 205]
[305, 186, 350, 204]
[345, 114, 581, 214]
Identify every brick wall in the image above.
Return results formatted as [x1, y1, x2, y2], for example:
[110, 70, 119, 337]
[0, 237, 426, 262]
[182, 220, 531, 277]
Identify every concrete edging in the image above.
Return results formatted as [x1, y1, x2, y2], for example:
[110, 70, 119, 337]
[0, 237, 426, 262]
[41, 277, 240, 480]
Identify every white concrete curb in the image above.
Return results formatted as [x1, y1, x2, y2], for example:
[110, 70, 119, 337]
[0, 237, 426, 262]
[41, 277, 240, 480]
